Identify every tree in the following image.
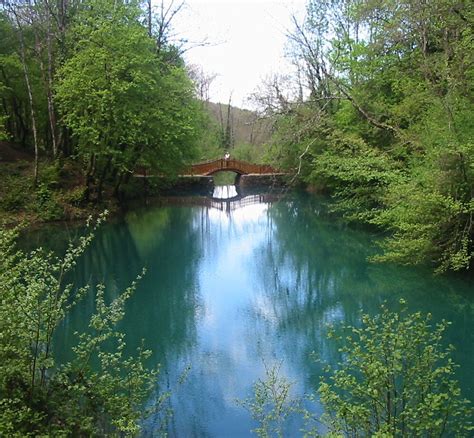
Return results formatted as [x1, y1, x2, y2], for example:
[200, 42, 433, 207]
[218, 95, 234, 150]
[262, 0, 474, 272]
[55, 0, 203, 201]
[187, 64, 217, 103]
[0, 80, 7, 139]
[0, 11, 31, 146]
[1, 0, 207, 202]
[6, 2, 41, 184]
[1, 0, 66, 159]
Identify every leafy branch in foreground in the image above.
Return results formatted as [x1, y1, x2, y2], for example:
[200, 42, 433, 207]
[0, 214, 161, 436]
[317, 302, 473, 437]
[239, 361, 301, 438]
[243, 302, 473, 437]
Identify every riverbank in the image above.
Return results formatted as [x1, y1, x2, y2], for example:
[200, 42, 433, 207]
[0, 157, 121, 227]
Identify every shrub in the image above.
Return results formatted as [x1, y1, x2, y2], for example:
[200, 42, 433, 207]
[316, 302, 473, 437]
[244, 302, 473, 437]
[0, 215, 160, 436]
[62, 186, 88, 206]
[0, 184, 28, 212]
[34, 183, 64, 221]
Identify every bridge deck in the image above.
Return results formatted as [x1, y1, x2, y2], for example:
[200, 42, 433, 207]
[185, 158, 279, 176]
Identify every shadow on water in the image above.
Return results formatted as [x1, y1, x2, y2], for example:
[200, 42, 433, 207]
[20, 190, 474, 436]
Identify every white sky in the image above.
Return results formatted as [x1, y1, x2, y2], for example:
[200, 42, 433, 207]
[171, 0, 307, 108]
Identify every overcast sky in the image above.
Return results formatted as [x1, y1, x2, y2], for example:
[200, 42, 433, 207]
[171, 0, 306, 108]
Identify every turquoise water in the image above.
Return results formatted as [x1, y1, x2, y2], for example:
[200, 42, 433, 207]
[27, 189, 474, 436]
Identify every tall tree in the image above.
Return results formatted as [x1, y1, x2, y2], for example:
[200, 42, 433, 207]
[8, 3, 40, 184]
[55, 0, 203, 200]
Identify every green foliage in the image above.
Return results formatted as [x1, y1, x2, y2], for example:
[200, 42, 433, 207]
[317, 303, 473, 437]
[239, 362, 301, 438]
[1, 0, 208, 204]
[309, 131, 401, 222]
[54, 0, 205, 198]
[33, 183, 64, 221]
[0, 13, 23, 142]
[26, 163, 64, 220]
[372, 178, 473, 273]
[269, 0, 474, 272]
[232, 142, 266, 163]
[0, 215, 160, 436]
[61, 185, 88, 206]
[213, 171, 237, 185]
[243, 304, 473, 437]
[193, 114, 222, 161]
[0, 162, 33, 213]
[0, 181, 28, 212]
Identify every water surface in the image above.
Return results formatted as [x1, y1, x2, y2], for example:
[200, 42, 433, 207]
[28, 189, 474, 436]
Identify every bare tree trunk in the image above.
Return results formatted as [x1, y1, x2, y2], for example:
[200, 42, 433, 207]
[225, 94, 233, 149]
[34, 17, 58, 159]
[147, 0, 152, 37]
[13, 11, 40, 185]
[46, 8, 58, 157]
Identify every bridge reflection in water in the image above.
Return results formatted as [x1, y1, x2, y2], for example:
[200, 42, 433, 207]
[154, 185, 285, 215]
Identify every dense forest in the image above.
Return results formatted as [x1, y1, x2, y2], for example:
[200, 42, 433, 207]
[260, 0, 473, 274]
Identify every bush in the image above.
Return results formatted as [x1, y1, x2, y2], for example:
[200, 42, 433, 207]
[34, 183, 64, 221]
[61, 186, 88, 206]
[316, 302, 473, 437]
[0, 167, 31, 212]
[39, 163, 61, 189]
[0, 184, 28, 212]
[0, 215, 161, 436]
[244, 302, 473, 437]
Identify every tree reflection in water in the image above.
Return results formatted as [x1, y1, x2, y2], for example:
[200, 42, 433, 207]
[247, 193, 474, 406]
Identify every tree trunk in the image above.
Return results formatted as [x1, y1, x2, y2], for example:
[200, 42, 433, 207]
[97, 156, 112, 202]
[46, 9, 58, 157]
[84, 153, 96, 202]
[147, 0, 152, 37]
[14, 13, 40, 185]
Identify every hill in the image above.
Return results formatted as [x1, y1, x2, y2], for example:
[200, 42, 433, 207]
[205, 101, 273, 147]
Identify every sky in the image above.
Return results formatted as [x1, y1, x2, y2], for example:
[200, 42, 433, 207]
[171, 0, 307, 108]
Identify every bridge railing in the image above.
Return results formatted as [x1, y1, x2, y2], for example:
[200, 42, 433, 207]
[185, 158, 279, 176]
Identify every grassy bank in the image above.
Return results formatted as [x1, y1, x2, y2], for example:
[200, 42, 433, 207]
[0, 158, 119, 227]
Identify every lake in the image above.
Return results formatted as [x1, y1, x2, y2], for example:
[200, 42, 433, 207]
[27, 187, 474, 437]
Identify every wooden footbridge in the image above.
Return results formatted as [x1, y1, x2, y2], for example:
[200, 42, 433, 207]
[133, 158, 286, 196]
[184, 158, 279, 176]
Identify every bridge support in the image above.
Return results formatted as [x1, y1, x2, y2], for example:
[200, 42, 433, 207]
[234, 173, 241, 186]
[127, 171, 288, 201]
